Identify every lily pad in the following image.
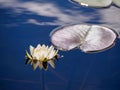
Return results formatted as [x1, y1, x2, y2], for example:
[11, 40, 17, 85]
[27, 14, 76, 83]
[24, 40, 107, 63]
[50, 24, 117, 53]
[70, 0, 112, 7]
[70, 0, 120, 8]
[113, 0, 120, 7]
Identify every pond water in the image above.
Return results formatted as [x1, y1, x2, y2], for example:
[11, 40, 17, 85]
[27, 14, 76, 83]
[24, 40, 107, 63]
[0, 0, 120, 90]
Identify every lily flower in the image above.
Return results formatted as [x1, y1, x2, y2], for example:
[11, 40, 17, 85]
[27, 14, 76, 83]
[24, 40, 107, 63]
[25, 44, 59, 70]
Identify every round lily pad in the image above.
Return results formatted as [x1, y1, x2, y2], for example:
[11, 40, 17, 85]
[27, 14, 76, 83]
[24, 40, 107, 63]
[50, 24, 117, 53]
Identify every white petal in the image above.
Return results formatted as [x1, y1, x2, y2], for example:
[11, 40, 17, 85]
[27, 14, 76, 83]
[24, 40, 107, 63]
[42, 44, 46, 49]
[36, 44, 41, 49]
[39, 62, 43, 69]
[29, 45, 34, 55]
[32, 61, 40, 70]
[48, 60, 55, 68]
[45, 45, 49, 50]
[32, 44, 41, 60]
[54, 50, 58, 56]
[48, 46, 54, 51]
[40, 47, 48, 59]
[70, 0, 112, 7]
[48, 47, 56, 59]
[47, 46, 54, 54]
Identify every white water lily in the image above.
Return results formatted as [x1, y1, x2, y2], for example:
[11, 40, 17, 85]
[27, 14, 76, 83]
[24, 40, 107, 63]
[25, 44, 59, 70]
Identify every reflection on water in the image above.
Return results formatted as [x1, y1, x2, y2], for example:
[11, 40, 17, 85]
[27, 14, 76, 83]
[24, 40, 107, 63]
[0, 0, 120, 90]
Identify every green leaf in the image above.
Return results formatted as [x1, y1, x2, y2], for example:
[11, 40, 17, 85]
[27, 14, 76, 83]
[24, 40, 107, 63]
[25, 50, 32, 59]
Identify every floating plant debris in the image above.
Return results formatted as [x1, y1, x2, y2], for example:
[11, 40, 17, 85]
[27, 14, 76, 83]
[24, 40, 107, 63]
[25, 44, 59, 70]
[70, 0, 120, 7]
[50, 24, 117, 53]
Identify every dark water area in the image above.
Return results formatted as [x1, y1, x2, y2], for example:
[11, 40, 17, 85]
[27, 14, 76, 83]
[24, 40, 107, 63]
[0, 0, 120, 90]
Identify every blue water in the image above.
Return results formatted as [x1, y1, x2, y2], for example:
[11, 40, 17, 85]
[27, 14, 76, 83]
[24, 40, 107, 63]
[0, 0, 120, 90]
